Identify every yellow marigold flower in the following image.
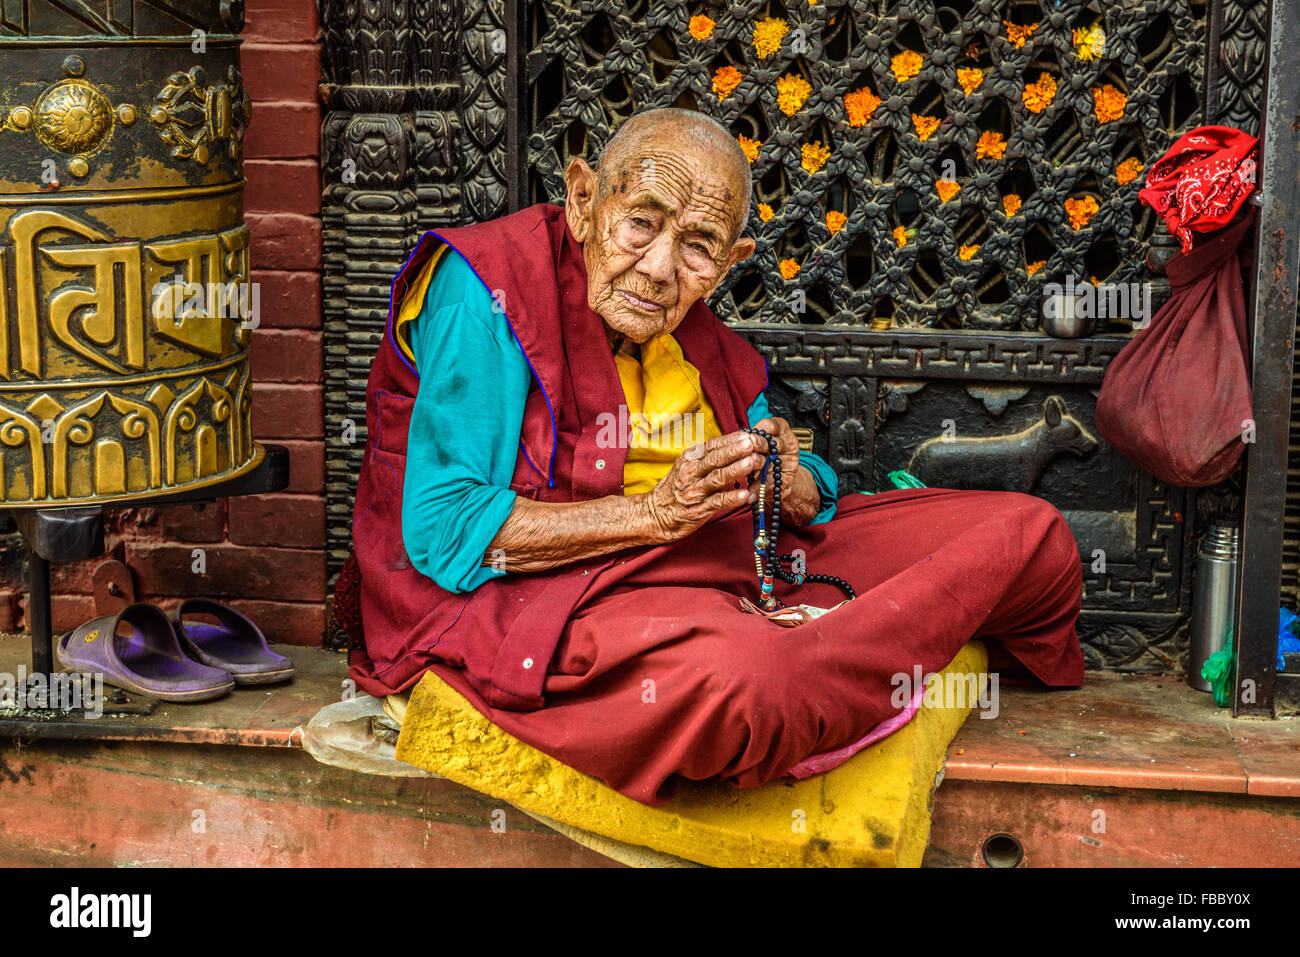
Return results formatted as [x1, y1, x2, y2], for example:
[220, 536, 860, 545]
[801, 140, 831, 173]
[935, 179, 961, 203]
[1073, 24, 1106, 61]
[912, 113, 940, 141]
[776, 73, 813, 116]
[1092, 84, 1126, 124]
[891, 50, 924, 82]
[1004, 20, 1038, 49]
[1026, 260, 1045, 275]
[779, 258, 801, 280]
[957, 67, 984, 95]
[1065, 196, 1100, 231]
[975, 130, 1007, 159]
[1022, 72, 1057, 114]
[738, 134, 761, 164]
[753, 17, 788, 59]
[844, 87, 882, 127]
[758, 203, 775, 222]
[959, 244, 980, 261]
[825, 210, 847, 234]
[1116, 157, 1146, 186]
[1002, 193, 1022, 217]
[688, 15, 715, 41]
[712, 65, 743, 101]
[893, 226, 909, 247]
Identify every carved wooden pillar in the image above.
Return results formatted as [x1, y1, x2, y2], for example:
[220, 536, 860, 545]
[318, 0, 462, 574]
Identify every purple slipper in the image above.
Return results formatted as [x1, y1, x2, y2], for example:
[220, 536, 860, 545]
[170, 598, 295, 685]
[57, 604, 236, 703]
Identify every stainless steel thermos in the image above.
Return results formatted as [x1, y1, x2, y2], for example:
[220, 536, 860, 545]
[1188, 519, 1240, 692]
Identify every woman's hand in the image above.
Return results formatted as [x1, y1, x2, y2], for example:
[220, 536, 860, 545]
[749, 417, 821, 526]
[643, 431, 765, 543]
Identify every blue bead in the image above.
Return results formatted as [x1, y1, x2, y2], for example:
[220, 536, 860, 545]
[762, 582, 774, 594]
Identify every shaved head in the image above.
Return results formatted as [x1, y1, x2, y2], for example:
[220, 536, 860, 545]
[594, 108, 752, 239]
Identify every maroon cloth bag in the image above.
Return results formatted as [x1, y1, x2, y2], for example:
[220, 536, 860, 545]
[1095, 209, 1255, 487]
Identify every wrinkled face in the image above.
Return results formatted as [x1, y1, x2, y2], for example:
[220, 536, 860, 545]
[565, 140, 755, 344]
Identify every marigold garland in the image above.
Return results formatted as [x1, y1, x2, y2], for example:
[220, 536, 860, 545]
[912, 113, 940, 141]
[891, 51, 923, 82]
[1002, 193, 1022, 217]
[757, 203, 775, 223]
[1065, 196, 1100, 230]
[975, 130, 1007, 159]
[844, 87, 882, 127]
[779, 258, 801, 280]
[957, 67, 984, 95]
[712, 66, 743, 101]
[1116, 157, 1146, 186]
[959, 244, 980, 261]
[935, 179, 961, 203]
[1004, 20, 1039, 48]
[688, 15, 715, 41]
[738, 134, 761, 164]
[825, 210, 847, 234]
[776, 74, 813, 116]
[1022, 72, 1057, 114]
[753, 17, 789, 58]
[801, 140, 831, 173]
[1026, 260, 1045, 275]
[1092, 84, 1127, 124]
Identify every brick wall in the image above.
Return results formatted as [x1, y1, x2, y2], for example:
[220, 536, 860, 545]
[0, 0, 328, 645]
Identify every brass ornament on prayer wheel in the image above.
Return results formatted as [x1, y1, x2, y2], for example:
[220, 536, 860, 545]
[0, 2, 262, 506]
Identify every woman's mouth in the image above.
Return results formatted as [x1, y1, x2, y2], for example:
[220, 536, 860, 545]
[617, 289, 665, 312]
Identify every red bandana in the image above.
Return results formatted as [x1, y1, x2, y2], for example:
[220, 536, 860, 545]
[1138, 125, 1259, 252]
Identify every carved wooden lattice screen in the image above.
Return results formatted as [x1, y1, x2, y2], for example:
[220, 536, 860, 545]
[320, 0, 1267, 670]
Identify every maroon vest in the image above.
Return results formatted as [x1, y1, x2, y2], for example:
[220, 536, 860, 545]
[348, 203, 769, 708]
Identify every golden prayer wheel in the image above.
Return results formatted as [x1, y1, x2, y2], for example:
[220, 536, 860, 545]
[0, 7, 262, 507]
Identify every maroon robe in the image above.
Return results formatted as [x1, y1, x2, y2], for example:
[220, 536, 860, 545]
[347, 203, 1085, 805]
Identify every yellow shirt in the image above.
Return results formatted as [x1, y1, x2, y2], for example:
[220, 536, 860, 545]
[614, 334, 724, 494]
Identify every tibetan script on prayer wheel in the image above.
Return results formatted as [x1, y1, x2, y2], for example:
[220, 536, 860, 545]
[0, 1, 261, 506]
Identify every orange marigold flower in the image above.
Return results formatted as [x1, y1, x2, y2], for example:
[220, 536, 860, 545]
[1002, 193, 1022, 217]
[825, 210, 847, 234]
[1065, 196, 1100, 231]
[779, 258, 801, 280]
[1004, 20, 1039, 49]
[801, 140, 831, 173]
[957, 67, 984, 95]
[758, 203, 775, 222]
[912, 113, 940, 141]
[712, 65, 743, 100]
[975, 130, 1007, 159]
[959, 244, 980, 261]
[688, 15, 715, 41]
[738, 134, 761, 163]
[1092, 84, 1126, 124]
[935, 179, 961, 203]
[965, 41, 981, 59]
[1026, 260, 1045, 275]
[753, 17, 788, 58]
[1116, 157, 1146, 186]
[1022, 72, 1057, 114]
[844, 86, 882, 127]
[776, 73, 813, 116]
[893, 226, 908, 247]
[891, 50, 924, 82]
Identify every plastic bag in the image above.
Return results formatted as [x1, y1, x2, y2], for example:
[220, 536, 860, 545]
[300, 693, 436, 778]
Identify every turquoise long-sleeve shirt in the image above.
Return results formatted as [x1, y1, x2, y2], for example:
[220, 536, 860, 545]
[401, 248, 840, 594]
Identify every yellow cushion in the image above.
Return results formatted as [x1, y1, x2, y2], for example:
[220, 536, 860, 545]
[395, 640, 987, 867]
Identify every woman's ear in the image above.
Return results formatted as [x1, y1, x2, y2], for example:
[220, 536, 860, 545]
[565, 158, 598, 243]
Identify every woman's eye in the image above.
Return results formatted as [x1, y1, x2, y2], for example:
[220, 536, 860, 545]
[631, 217, 653, 229]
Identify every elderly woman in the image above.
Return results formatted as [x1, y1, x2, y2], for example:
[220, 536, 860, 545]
[345, 107, 1084, 806]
